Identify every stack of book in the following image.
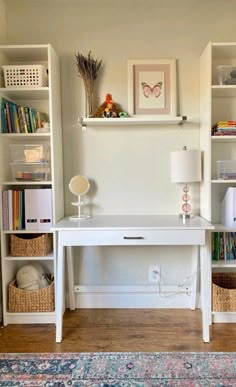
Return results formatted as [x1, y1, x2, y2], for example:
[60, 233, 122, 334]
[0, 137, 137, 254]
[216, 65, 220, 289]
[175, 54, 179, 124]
[0, 97, 49, 133]
[1, 188, 52, 231]
[212, 232, 236, 261]
[212, 121, 236, 136]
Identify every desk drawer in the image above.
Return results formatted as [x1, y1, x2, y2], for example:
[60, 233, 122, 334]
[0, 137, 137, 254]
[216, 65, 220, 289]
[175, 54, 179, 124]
[59, 229, 205, 246]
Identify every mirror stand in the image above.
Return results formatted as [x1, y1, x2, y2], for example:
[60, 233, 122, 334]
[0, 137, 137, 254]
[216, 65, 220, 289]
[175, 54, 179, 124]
[68, 175, 91, 220]
[69, 194, 90, 220]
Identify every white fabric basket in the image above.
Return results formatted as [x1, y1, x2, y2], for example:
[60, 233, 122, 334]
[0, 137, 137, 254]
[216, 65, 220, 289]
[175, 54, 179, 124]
[2, 64, 48, 88]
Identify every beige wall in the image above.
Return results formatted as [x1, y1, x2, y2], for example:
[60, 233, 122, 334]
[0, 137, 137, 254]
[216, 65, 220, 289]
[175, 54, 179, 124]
[3, 0, 236, 289]
[0, 0, 6, 43]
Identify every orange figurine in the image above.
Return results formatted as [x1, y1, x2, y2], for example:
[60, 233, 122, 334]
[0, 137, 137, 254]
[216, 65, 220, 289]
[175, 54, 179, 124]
[93, 94, 122, 118]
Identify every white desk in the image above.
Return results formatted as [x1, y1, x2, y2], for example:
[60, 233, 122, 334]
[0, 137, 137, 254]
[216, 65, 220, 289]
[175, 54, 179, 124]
[52, 215, 214, 343]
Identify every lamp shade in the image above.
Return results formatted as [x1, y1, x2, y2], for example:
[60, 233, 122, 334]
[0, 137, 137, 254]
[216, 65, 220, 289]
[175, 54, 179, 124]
[170, 149, 202, 183]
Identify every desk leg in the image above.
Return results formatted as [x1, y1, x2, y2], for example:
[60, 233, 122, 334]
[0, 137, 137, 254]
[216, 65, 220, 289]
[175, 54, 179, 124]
[67, 246, 75, 310]
[200, 237, 211, 343]
[190, 246, 198, 310]
[56, 244, 65, 343]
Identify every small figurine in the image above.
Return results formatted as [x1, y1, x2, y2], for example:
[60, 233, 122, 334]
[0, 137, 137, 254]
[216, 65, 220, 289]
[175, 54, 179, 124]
[103, 94, 117, 118]
[93, 94, 125, 118]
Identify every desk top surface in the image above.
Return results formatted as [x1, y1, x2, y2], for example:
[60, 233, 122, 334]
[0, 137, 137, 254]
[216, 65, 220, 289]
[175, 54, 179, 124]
[52, 215, 214, 231]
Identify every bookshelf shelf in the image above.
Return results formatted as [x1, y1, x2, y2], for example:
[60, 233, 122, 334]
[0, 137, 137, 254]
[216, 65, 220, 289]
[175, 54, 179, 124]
[0, 44, 64, 325]
[211, 180, 236, 184]
[0, 87, 49, 100]
[211, 136, 236, 143]
[5, 311, 55, 324]
[0, 133, 50, 138]
[212, 261, 236, 268]
[212, 85, 236, 98]
[2, 181, 52, 186]
[213, 224, 236, 232]
[3, 230, 54, 234]
[4, 253, 54, 261]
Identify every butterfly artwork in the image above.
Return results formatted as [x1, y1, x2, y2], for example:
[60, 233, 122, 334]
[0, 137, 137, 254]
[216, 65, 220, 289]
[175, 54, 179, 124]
[141, 81, 162, 98]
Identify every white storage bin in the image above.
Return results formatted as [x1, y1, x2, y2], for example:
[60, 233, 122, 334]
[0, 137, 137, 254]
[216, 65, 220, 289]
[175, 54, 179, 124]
[2, 64, 48, 88]
[217, 160, 236, 180]
[217, 66, 236, 85]
[9, 144, 50, 163]
[10, 162, 50, 181]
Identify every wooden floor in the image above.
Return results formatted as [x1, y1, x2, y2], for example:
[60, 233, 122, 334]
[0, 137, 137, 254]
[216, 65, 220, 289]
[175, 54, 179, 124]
[0, 309, 236, 353]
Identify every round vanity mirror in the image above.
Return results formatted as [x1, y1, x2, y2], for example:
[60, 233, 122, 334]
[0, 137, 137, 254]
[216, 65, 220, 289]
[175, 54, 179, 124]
[69, 175, 90, 220]
[69, 175, 90, 196]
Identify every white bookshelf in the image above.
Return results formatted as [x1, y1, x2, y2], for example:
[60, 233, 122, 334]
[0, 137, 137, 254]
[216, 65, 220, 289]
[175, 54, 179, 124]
[0, 44, 64, 325]
[200, 42, 236, 323]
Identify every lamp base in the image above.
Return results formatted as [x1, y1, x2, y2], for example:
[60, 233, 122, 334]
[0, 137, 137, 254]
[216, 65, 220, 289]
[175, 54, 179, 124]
[179, 213, 192, 219]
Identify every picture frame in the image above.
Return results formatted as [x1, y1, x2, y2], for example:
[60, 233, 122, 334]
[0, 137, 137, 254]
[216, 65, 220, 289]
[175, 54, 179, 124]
[128, 59, 177, 118]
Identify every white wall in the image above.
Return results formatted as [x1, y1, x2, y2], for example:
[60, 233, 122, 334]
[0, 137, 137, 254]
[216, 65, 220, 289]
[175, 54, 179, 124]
[3, 0, 236, 298]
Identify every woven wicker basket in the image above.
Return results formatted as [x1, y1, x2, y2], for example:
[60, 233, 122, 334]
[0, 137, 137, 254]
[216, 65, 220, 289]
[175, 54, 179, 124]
[10, 234, 53, 257]
[8, 279, 54, 313]
[212, 272, 236, 312]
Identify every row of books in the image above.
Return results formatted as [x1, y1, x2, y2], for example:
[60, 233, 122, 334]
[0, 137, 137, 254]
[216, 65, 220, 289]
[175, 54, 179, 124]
[212, 121, 236, 136]
[2, 188, 52, 231]
[0, 97, 49, 134]
[212, 232, 236, 261]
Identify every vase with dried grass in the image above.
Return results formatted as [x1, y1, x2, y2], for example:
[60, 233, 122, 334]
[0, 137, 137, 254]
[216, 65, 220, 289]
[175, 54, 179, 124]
[75, 51, 102, 117]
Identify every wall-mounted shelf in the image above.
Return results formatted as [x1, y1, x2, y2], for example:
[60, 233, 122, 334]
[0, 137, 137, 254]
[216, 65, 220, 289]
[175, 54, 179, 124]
[79, 115, 187, 131]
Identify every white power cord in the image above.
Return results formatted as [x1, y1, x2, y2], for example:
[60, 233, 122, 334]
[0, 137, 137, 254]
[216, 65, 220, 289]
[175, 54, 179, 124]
[157, 268, 200, 298]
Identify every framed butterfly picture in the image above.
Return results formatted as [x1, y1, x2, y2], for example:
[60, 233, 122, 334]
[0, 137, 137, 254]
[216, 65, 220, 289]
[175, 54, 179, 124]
[128, 59, 177, 117]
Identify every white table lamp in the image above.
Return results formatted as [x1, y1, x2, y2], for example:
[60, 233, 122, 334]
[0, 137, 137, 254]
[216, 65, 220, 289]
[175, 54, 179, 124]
[170, 146, 201, 218]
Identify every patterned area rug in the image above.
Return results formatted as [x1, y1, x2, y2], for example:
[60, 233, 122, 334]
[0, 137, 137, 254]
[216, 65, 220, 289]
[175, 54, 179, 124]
[0, 352, 236, 386]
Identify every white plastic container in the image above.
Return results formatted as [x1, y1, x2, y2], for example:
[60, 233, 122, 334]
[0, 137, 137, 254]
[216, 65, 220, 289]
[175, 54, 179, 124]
[217, 160, 236, 180]
[9, 144, 50, 181]
[2, 64, 48, 88]
[217, 66, 236, 85]
[10, 161, 50, 181]
[9, 144, 50, 163]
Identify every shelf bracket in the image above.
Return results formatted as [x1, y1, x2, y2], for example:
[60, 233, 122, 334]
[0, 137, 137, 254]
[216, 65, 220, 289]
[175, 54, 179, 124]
[79, 117, 87, 132]
[178, 115, 187, 129]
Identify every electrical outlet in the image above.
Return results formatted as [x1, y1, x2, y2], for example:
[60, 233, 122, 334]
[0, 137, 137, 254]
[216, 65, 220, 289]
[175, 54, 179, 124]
[149, 265, 161, 283]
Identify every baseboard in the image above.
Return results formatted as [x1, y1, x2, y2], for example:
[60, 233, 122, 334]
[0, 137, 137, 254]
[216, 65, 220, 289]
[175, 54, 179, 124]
[69, 285, 200, 309]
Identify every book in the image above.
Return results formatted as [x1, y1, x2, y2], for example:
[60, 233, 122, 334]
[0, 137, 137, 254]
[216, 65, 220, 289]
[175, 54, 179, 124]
[20, 106, 28, 133]
[13, 104, 20, 133]
[0, 96, 49, 134]
[212, 231, 236, 262]
[8, 190, 13, 231]
[5, 102, 12, 133]
[2, 190, 9, 230]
